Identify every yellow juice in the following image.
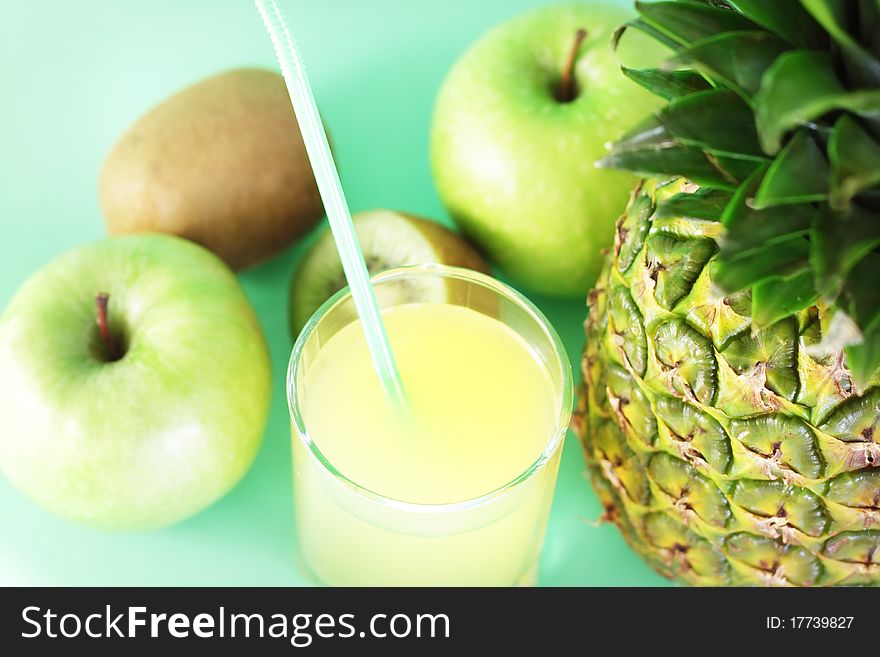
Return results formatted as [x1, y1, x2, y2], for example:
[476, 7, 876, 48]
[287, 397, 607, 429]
[292, 301, 565, 586]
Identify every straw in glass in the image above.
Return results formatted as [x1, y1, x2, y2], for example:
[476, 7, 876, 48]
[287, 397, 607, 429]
[254, 0, 407, 408]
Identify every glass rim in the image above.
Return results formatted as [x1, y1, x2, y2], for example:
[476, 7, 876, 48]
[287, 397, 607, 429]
[287, 263, 574, 515]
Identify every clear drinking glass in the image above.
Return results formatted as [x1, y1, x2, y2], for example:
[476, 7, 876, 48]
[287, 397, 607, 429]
[288, 265, 573, 586]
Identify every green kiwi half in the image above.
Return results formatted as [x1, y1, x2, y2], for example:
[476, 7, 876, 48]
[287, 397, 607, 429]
[288, 209, 489, 337]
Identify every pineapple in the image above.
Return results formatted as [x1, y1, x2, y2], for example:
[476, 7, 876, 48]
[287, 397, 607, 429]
[576, 0, 880, 585]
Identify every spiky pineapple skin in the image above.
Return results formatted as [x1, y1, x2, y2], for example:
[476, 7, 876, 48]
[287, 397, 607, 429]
[577, 179, 880, 586]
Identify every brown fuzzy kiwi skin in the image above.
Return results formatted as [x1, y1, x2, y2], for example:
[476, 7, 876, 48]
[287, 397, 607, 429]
[99, 68, 324, 270]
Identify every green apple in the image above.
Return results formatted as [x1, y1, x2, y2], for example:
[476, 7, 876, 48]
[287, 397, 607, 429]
[430, 3, 664, 296]
[0, 234, 271, 530]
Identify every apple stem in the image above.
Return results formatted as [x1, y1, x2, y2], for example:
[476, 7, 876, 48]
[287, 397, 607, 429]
[559, 28, 587, 102]
[95, 292, 119, 360]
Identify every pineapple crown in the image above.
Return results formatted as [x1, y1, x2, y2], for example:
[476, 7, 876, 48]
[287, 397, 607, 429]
[598, 0, 880, 390]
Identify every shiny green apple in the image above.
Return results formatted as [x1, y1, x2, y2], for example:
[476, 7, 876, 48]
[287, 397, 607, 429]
[430, 3, 663, 296]
[0, 234, 271, 530]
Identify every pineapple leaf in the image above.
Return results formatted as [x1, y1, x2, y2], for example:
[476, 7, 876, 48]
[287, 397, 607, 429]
[829, 115, 880, 209]
[751, 270, 819, 328]
[720, 165, 814, 251]
[655, 188, 733, 219]
[636, 1, 759, 46]
[811, 204, 880, 302]
[654, 89, 765, 158]
[613, 20, 683, 53]
[841, 253, 880, 334]
[754, 50, 880, 154]
[845, 329, 880, 393]
[726, 0, 826, 48]
[841, 254, 880, 390]
[716, 163, 811, 291]
[621, 66, 711, 100]
[713, 237, 810, 290]
[600, 2, 880, 423]
[613, 114, 671, 149]
[753, 131, 829, 208]
[666, 30, 789, 99]
[715, 167, 816, 291]
[861, 0, 880, 59]
[596, 132, 758, 190]
[801, 0, 880, 86]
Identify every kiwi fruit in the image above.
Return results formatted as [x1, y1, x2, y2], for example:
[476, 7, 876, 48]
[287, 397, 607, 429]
[99, 68, 323, 270]
[289, 210, 489, 336]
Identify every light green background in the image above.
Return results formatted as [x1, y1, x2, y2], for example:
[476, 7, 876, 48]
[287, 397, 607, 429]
[0, 0, 667, 586]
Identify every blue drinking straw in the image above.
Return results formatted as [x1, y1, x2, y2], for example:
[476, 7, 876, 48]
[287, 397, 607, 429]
[255, 0, 407, 408]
